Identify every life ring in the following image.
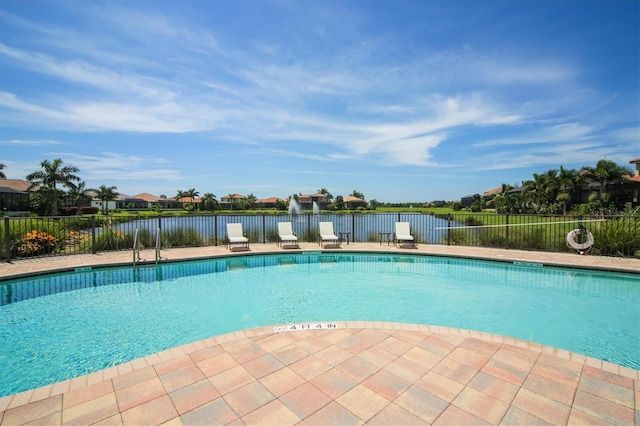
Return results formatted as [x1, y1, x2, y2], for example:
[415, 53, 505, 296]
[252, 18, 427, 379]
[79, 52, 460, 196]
[566, 228, 594, 251]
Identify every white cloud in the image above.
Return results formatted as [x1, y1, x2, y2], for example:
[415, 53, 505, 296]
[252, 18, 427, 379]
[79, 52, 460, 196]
[474, 123, 599, 148]
[2, 139, 63, 146]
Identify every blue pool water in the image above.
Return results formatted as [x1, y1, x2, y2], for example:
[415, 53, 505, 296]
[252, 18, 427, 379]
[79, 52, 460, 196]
[0, 253, 638, 397]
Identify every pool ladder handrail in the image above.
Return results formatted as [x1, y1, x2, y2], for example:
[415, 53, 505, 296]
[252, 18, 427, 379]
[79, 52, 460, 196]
[133, 228, 142, 266]
[155, 227, 163, 264]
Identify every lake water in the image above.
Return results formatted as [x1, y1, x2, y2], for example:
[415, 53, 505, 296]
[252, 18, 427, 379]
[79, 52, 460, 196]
[112, 213, 455, 243]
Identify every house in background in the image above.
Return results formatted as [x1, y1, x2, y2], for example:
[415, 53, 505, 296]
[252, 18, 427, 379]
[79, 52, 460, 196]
[344, 195, 367, 209]
[460, 193, 480, 207]
[256, 197, 284, 209]
[481, 186, 503, 201]
[298, 193, 329, 210]
[220, 194, 246, 209]
[133, 193, 172, 209]
[627, 158, 640, 207]
[0, 179, 32, 215]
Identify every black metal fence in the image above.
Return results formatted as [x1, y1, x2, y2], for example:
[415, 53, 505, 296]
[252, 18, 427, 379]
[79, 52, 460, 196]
[2, 212, 639, 261]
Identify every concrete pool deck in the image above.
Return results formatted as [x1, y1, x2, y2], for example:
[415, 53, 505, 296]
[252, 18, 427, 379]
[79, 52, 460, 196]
[0, 244, 638, 425]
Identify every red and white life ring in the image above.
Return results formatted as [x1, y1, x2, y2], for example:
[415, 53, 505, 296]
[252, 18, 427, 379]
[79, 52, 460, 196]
[566, 229, 595, 251]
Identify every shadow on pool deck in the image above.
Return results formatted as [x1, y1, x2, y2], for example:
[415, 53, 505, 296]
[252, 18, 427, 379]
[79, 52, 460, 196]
[0, 244, 638, 425]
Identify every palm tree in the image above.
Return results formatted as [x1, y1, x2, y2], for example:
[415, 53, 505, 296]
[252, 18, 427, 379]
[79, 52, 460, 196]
[94, 185, 118, 214]
[557, 166, 579, 214]
[350, 190, 365, 199]
[317, 188, 333, 203]
[581, 159, 632, 212]
[500, 183, 514, 195]
[68, 181, 91, 214]
[200, 193, 217, 211]
[26, 158, 80, 215]
[227, 193, 235, 211]
[523, 169, 560, 210]
[0, 162, 6, 179]
[184, 188, 199, 208]
[175, 190, 186, 209]
[243, 193, 257, 210]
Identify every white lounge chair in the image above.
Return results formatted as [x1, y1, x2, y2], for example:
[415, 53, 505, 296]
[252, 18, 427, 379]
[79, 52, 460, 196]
[277, 222, 299, 248]
[319, 222, 340, 248]
[226, 223, 249, 251]
[394, 222, 416, 247]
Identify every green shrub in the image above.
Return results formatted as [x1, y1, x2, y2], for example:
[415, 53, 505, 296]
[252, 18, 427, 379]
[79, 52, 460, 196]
[478, 229, 506, 247]
[508, 226, 546, 250]
[301, 228, 319, 243]
[95, 229, 133, 251]
[162, 228, 202, 247]
[265, 227, 279, 243]
[592, 217, 640, 256]
[445, 229, 467, 245]
[465, 217, 484, 226]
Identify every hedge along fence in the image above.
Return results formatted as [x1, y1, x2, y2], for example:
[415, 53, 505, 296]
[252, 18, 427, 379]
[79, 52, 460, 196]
[2, 212, 639, 262]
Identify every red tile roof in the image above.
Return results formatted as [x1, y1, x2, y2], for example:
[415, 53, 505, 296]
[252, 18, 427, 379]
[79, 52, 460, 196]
[133, 193, 164, 202]
[257, 197, 282, 203]
[0, 179, 36, 192]
[344, 195, 366, 203]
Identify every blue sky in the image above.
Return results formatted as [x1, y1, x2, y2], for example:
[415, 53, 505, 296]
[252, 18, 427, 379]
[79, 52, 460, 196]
[1, 0, 638, 202]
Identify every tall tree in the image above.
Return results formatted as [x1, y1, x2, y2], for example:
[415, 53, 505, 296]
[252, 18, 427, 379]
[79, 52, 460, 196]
[350, 190, 365, 199]
[26, 158, 80, 215]
[0, 163, 6, 179]
[68, 181, 91, 214]
[523, 169, 559, 210]
[241, 193, 257, 210]
[184, 188, 199, 208]
[557, 166, 579, 214]
[317, 187, 333, 203]
[200, 193, 217, 210]
[94, 185, 118, 214]
[581, 159, 633, 211]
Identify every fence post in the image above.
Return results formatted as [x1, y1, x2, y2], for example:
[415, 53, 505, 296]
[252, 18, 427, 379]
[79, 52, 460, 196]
[4, 217, 11, 262]
[351, 213, 356, 243]
[214, 214, 218, 246]
[262, 214, 266, 243]
[505, 213, 509, 249]
[91, 215, 96, 254]
[447, 214, 452, 245]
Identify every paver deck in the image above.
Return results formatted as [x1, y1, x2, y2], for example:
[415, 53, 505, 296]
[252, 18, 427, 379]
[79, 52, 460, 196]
[1, 243, 638, 425]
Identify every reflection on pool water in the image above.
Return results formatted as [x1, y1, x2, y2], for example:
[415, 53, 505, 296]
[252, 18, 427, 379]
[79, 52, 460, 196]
[0, 253, 638, 397]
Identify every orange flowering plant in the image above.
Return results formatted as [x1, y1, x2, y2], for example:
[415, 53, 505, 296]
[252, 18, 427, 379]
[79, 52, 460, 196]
[16, 230, 59, 257]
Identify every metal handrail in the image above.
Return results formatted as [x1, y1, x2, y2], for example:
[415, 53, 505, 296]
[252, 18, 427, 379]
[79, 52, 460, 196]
[133, 228, 141, 265]
[155, 227, 162, 264]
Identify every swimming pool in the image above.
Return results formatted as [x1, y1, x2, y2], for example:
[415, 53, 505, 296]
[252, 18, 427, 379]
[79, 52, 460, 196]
[0, 253, 638, 397]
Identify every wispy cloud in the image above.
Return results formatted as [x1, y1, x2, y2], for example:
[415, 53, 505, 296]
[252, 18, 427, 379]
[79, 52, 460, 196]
[474, 123, 599, 148]
[41, 152, 183, 184]
[2, 139, 63, 146]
